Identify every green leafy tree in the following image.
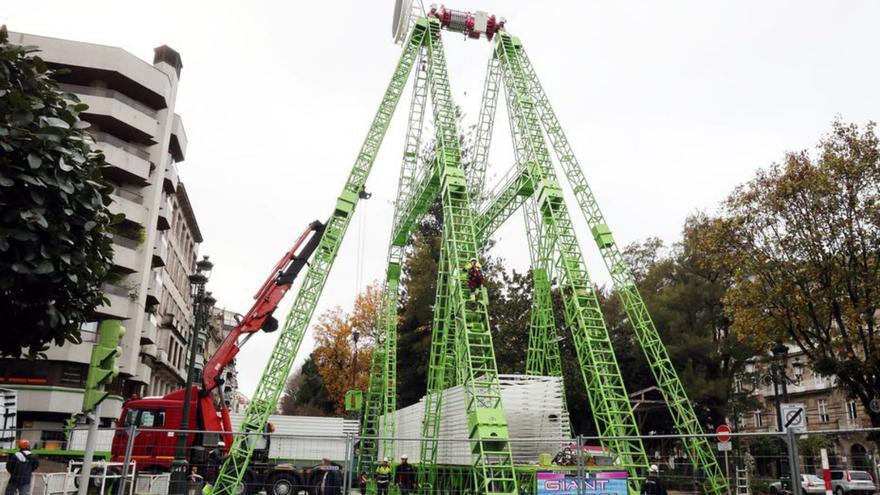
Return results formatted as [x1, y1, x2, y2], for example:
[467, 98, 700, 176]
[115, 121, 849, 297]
[0, 26, 116, 357]
[279, 355, 335, 416]
[694, 120, 880, 432]
[605, 227, 756, 434]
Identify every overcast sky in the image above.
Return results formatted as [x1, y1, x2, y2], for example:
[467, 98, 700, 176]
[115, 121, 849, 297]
[4, 1, 880, 398]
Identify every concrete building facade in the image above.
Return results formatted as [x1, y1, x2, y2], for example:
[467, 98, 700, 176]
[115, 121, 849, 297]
[0, 32, 200, 442]
[736, 345, 878, 474]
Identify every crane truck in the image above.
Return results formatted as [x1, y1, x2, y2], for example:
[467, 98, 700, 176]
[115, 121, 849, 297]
[110, 221, 326, 495]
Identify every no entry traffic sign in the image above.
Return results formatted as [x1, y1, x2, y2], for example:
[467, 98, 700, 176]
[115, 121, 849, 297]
[716, 424, 732, 442]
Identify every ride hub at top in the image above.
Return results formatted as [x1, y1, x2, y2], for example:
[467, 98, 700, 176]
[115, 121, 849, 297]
[208, 3, 731, 495]
[394, 2, 505, 43]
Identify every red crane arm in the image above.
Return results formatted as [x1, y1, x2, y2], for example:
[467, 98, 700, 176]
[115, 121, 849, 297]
[201, 220, 325, 393]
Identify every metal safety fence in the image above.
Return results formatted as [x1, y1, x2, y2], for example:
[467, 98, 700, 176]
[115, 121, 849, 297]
[0, 426, 877, 495]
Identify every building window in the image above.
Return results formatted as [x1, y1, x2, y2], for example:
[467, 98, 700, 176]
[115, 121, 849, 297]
[818, 400, 829, 423]
[753, 410, 763, 428]
[60, 365, 85, 386]
[80, 321, 99, 343]
[846, 400, 858, 423]
[734, 377, 743, 394]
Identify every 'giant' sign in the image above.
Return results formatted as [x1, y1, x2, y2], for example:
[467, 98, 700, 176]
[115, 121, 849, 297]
[537, 471, 629, 495]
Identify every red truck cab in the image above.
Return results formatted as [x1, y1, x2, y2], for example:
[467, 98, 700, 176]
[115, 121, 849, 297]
[111, 388, 232, 471]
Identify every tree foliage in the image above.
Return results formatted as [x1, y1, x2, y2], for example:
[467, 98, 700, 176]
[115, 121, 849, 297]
[0, 26, 116, 357]
[279, 356, 334, 416]
[693, 120, 880, 428]
[606, 231, 757, 434]
[310, 284, 380, 414]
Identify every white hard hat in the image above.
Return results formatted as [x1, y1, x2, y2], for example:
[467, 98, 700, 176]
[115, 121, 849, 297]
[650, 464, 659, 473]
[400, 454, 408, 459]
[383, 457, 390, 462]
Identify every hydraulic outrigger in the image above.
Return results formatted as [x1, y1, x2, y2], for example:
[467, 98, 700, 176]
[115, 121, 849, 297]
[209, 4, 729, 495]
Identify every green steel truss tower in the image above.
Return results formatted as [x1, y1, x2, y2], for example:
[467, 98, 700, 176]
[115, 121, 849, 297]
[210, 7, 725, 495]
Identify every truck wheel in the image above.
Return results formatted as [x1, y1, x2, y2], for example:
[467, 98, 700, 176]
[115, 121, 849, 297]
[268, 473, 300, 495]
[835, 488, 844, 495]
[236, 471, 255, 495]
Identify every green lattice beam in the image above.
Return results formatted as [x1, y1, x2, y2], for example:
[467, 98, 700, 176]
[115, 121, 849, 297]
[518, 45, 728, 495]
[209, 22, 427, 495]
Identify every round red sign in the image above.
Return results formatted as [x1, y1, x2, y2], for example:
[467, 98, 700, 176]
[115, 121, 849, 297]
[716, 424, 732, 442]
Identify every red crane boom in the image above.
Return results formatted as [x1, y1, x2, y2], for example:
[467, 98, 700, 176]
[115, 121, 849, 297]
[201, 220, 325, 395]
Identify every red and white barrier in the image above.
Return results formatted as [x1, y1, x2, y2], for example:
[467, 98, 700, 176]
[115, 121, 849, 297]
[821, 448, 832, 495]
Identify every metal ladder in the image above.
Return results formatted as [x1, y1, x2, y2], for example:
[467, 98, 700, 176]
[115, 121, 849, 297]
[736, 467, 751, 495]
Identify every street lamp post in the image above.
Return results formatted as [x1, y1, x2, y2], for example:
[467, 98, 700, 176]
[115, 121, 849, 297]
[740, 343, 806, 432]
[738, 342, 806, 494]
[170, 256, 215, 495]
[351, 328, 361, 373]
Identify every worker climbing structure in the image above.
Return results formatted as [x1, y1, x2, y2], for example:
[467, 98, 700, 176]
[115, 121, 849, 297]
[210, 3, 729, 495]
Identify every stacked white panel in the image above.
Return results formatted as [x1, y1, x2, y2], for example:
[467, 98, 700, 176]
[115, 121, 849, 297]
[378, 374, 570, 465]
[228, 413, 358, 461]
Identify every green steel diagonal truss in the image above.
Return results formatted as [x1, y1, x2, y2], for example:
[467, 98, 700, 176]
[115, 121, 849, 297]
[210, 23, 427, 495]
[495, 32, 649, 491]
[360, 44, 429, 469]
[517, 44, 729, 495]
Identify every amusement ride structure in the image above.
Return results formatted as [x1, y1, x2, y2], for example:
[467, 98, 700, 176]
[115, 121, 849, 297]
[208, 2, 730, 494]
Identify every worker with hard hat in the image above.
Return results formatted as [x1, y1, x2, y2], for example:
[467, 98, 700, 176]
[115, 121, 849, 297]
[395, 454, 416, 495]
[5, 439, 39, 495]
[464, 257, 484, 303]
[642, 464, 667, 495]
[375, 458, 392, 495]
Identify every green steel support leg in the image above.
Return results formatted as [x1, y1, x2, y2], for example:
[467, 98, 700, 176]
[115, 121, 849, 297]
[417, 239, 452, 493]
[423, 17, 517, 495]
[210, 24, 427, 495]
[524, 200, 553, 377]
[496, 32, 648, 493]
[361, 44, 430, 471]
[523, 197, 572, 437]
[519, 46, 729, 495]
[467, 56, 502, 209]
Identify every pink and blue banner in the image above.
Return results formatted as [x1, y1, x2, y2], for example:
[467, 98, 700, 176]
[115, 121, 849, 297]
[536, 471, 629, 495]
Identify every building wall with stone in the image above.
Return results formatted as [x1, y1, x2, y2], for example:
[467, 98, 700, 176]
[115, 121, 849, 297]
[737, 345, 877, 473]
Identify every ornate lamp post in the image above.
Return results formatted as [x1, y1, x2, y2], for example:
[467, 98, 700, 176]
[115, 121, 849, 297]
[737, 342, 807, 494]
[170, 256, 215, 495]
[739, 343, 806, 431]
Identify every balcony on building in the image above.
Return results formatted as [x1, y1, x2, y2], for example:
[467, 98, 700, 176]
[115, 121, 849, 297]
[157, 349, 169, 367]
[57, 83, 159, 145]
[10, 32, 175, 111]
[134, 362, 153, 386]
[92, 131, 152, 186]
[111, 233, 140, 273]
[163, 157, 179, 194]
[152, 232, 169, 268]
[140, 343, 158, 359]
[146, 270, 163, 306]
[161, 314, 179, 334]
[169, 113, 187, 162]
[109, 188, 148, 226]
[142, 312, 159, 345]
[97, 282, 133, 319]
[156, 195, 173, 231]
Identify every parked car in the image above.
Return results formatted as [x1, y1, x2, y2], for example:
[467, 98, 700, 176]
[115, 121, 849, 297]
[770, 474, 827, 495]
[829, 470, 876, 495]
